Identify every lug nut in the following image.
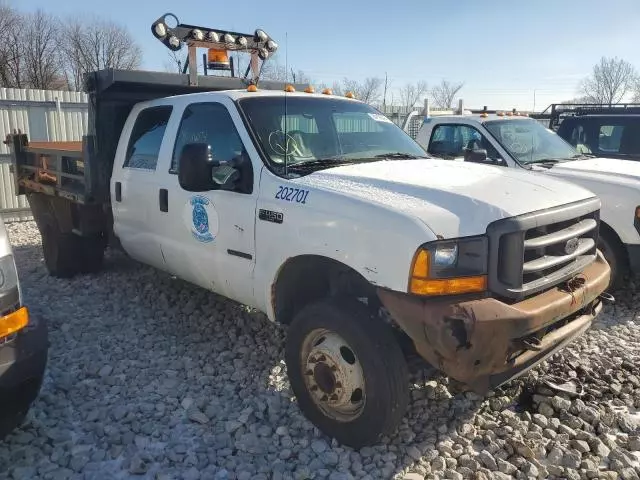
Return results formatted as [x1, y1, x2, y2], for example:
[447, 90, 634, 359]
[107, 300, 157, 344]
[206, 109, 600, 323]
[305, 369, 313, 376]
[335, 382, 342, 388]
[329, 394, 338, 401]
[330, 365, 337, 371]
[320, 395, 328, 402]
[310, 385, 318, 391]
[318, 354, 327, 362]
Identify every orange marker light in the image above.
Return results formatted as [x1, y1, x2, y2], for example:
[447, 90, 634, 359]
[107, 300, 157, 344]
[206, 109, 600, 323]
[322, 88, 332, 95]
[284, 84, 296, 92]
[0, 307, 29, 339]
[304, 86, 315, 93]
[411, 250, 430, 279]
[345, 91, 355, 99]
[247, 85, 258, 92]
[410, 276, 487, 296]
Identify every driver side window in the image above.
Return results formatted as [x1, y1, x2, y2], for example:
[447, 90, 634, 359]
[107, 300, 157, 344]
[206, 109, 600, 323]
[428, 124, 502, 164]
[171, 103, 246, 174]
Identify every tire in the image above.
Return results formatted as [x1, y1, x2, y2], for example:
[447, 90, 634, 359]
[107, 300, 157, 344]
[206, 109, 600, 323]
[0, 364, 46, 440]
[285, 298, 409, 448]
[41, 224, 79, 278]
[599, 230, 626, 290]
[77, 236, 105, 274]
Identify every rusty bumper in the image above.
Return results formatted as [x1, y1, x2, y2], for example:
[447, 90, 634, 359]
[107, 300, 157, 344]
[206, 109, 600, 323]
[378, 252, 611, 393]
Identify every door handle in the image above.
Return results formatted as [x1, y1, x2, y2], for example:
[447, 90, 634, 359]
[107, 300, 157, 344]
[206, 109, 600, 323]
[159, 188, 168, 212]
[115, 182, 122, 202]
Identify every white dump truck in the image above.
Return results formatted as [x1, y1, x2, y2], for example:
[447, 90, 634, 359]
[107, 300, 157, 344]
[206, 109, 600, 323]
[7, 14, 611, 447]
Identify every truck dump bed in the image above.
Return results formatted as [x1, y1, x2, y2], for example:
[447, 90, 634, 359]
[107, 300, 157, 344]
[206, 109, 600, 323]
[7, 68, 303, 205]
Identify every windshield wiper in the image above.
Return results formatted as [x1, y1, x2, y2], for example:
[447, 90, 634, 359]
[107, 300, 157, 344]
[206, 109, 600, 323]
[373, 152, 422, 159]
[284, 157, 373, 173]
[526, 158, 564, 167]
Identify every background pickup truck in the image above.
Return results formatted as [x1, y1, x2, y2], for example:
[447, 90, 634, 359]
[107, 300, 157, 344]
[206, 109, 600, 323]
[535, 103, 640, 162]
[6, 16, 611, 447]
[415, 112, 640, 288]
[0, 216, 48, 440]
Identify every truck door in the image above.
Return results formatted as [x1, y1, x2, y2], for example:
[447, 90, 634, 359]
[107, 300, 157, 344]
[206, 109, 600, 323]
[153, 100, 258, 307]
[110, 105, 173, 269]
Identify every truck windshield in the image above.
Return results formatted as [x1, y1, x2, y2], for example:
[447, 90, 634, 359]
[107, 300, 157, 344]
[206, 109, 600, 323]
[484, 119, 579, 165]
[237, 96, 428, 176]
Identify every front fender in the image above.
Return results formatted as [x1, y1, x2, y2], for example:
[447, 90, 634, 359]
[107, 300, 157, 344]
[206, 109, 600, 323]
[253, 176, 435, 321]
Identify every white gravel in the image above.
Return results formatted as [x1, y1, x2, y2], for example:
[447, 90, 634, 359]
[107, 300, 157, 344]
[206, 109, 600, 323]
[1, 220, 639, 480]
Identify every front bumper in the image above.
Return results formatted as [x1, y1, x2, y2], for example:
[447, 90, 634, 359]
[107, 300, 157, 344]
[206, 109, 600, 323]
[625, 243, 640, 274]
[378, 251, 610, 393]
[0, 310, 48, 409]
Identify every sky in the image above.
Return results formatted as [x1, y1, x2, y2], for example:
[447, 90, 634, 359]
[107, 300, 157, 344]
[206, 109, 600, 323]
[12, 0, 640, 111]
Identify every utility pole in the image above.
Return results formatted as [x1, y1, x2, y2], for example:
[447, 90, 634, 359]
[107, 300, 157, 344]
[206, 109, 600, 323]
[383, 72, 389, 109]
[533, 89, 537, 112]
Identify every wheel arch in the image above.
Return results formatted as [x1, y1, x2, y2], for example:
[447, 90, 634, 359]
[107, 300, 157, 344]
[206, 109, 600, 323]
[271, 255, 377, 325]
[599, 219, 628, 267]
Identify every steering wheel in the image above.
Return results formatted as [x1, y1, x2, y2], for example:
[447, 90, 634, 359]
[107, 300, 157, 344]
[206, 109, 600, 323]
[268, 130, 313, 163]
[508, 139, 532, 156]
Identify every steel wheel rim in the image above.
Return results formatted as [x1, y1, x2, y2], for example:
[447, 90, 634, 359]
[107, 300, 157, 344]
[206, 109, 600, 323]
[300, 328, 366, 422]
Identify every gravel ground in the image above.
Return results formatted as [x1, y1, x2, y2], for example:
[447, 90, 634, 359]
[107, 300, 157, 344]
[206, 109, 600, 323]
[1, 220, 640, 480]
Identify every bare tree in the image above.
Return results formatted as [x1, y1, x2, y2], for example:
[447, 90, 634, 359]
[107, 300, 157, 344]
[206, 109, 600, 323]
[634, 78, 640, 103]
[259, 54, 289, 82]
[61, 16, 142, 90]
[431, 79, 464, 109]
[398, 81, 428, 109]
[259, 54, 312, 85]
[0, 4, 25, 87]
[23, 10, 65, 89]
[580, 56, 638, 105]
[341, 77, 383, 104]
[163, 50, 185, 73]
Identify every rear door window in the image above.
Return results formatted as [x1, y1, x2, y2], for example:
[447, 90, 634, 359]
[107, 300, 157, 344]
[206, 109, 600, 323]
[598, 125, 625, 153]
[124, 106, 173, 170]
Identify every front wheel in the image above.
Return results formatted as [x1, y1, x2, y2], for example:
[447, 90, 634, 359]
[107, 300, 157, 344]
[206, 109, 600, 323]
[599, 231, 626, 290]
[285, 298, 409, 448]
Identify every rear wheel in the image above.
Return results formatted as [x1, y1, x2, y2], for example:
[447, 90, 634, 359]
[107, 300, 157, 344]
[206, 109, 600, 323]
[77, 236, 105, 274]
[285, 298, 409, 448]
[41, 225, 79, 278]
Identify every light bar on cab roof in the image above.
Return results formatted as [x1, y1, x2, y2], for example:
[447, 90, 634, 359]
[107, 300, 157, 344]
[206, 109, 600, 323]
[151, 12, 278, 60]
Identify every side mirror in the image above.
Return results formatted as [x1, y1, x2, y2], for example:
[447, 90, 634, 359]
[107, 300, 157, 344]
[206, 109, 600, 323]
[178, 143, 216, 192]
[465, 148, 488, 163]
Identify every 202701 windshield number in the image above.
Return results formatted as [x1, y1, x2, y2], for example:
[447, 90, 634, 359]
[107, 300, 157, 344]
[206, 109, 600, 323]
[275, 186, 309, 204]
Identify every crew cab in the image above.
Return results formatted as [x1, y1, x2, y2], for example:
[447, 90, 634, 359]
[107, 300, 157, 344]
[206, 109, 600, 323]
[6, 15, 611, 447]
[0, 216, 48, 440]
[415, 112, 640, 288]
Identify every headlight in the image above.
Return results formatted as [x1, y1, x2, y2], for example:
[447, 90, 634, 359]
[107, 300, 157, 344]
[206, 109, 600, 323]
[0, 254, 18, 294]
[409, 236, 488, 296]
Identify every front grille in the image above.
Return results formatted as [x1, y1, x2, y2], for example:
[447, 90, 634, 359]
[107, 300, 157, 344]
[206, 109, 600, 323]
[487, 197, 601, 301]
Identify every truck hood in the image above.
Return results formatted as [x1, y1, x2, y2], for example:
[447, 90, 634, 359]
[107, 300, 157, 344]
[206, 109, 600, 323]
[293, 159, 595, 238]
[544, 157, 640, 187]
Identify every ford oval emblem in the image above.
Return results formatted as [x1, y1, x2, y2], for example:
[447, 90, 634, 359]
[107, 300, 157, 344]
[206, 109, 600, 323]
[564, 237, 580, 255]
